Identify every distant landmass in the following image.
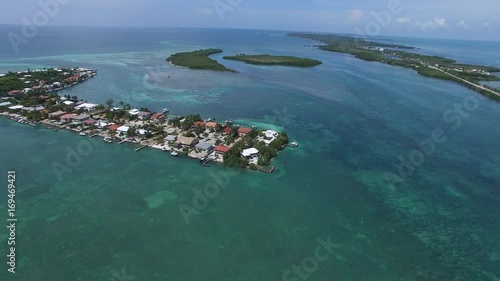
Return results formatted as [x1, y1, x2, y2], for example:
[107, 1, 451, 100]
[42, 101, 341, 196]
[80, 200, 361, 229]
[290, 32, 500, 100]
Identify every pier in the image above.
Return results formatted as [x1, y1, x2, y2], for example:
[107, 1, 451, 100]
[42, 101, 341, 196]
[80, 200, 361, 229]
[258, 166, 277, 173]
[135, 145, 148, 152]
[118, 140, 127, 144]
[89, 134, 98, 138]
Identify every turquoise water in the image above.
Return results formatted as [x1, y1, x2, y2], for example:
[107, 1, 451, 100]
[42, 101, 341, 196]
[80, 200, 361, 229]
[0, 27, 500, 281]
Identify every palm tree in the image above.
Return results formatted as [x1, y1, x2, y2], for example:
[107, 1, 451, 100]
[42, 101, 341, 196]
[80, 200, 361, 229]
[105, 98, 114, 109]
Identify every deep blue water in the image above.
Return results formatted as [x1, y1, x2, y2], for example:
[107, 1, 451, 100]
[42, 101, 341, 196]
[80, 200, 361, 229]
[0, 26, 499, 281]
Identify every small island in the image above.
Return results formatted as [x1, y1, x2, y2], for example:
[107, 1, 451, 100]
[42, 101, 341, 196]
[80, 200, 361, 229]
[1, 67, 295, 173]
[166, 48, 236, 72]
[223, 54, 323, 67]
[289, 32, 500, 100]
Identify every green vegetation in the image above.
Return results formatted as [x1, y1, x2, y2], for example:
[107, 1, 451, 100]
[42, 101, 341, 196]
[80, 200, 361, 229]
[290, 32, 500, 100]
[223, 130, 289, 168]
[223, 54, 322, 67]
[166, 49, 236, 72]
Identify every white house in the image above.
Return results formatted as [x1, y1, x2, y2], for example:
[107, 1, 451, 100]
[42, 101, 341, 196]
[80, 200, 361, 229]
[242, 148, 259, 158]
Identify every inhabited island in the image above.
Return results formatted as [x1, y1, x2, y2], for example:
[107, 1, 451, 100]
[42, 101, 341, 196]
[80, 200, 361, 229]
[166, 48, 236, 72]
[223, 54, 323, 67]
[1, 68, 295, 173]
[289, 32, 500, 100]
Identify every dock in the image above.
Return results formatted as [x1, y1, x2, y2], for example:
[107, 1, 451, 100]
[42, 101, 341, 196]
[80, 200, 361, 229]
[135, 145, 148, 152]
[118, 140, 127, 144]
[258, 166, 277, 173]
[200, 158, 211, 167]
[89, 134, 98, 138]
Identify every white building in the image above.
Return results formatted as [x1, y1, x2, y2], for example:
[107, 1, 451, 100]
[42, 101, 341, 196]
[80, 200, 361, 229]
[242, 148, 259, 158]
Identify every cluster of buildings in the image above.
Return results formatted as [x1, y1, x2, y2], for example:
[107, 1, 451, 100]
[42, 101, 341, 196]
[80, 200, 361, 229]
[4, 67, 97, 97]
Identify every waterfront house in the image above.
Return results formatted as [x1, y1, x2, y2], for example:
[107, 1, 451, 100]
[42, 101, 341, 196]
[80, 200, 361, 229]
[164, 135, 177, 142]
[75, 103, 97, 112]
[223, 127, 232, 135]
[49, 110, 66, 119]
[214, 145, 230, 155]
[195, 141, 214, 151]
[63, 101, 75, 107]
[108, 124, 121, 132]
[205, 122, 217, 129]
[60, 113, 78, 123]
[73, 114, 90, 122]
[81, 119, 97, 126]
[238, 127, 253, 136]
[137, 111, 152, 120]
[175, 136, 199, 148]
[151, 113, 165, 123]
[242, 148, 259, 158]
[193, 121, 206, 128]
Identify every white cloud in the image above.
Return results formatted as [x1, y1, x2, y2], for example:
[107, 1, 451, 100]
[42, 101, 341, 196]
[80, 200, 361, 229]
[347, 9, 364, 23]
[417, 18, 447, 30]
[396, 17, 411, 24]
[456, 20, 470, 30]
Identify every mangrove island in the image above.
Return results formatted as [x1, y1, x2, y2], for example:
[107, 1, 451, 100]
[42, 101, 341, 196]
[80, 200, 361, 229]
[223, 54, 323, 67]
[166, 48, 236, 72]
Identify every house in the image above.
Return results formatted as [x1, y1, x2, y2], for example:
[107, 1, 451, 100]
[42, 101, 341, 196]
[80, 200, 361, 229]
[8, 90, 21, 96]
[241, 148, 259, 158]
[49, 110, 66, 119]
[195, 142, 214, 151]
[108, 124, 121, 132]
[223, 127, 232, 135]
[35, 106, 45, 111]
[117, 126, 130, 134]
[21, 107, 36, 112]
[65, 75, 80, 82]
[60, 113, 78, 122]
[137, 111, 151, 120]
[63, 101, 75, 106]
[175, 136, 199, 148]
[164, 135, 177, 142]
[75, 103, 97, 112]
[151, 113, 165, 123]
[205, 122, 217, 129]
[22, 88, 33, 94]
[193, 121, 206, 128]
[238, 127, 253, 136]
[81, 119, 97, 126]
[214, 145, 230, 155]
[8, 105, 24, 111]
[73, 114, 90, 122]
[0, 101, 12, 107]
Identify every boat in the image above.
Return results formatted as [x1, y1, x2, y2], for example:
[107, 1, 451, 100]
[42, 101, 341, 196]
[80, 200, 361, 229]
[79, 132, 88, 136]
[170, 151, 179, 156]
[162, 108, 169, 113]
[289, 142, 299, 148]
[103, 137, 113, 143]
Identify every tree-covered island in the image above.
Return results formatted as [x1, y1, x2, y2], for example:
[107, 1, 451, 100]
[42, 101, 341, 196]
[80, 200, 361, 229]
[223, 54, 322, 67]
[166, 48, 236, 72]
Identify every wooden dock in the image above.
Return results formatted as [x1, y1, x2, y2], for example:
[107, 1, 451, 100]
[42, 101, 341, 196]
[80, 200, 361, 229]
[200, 158, 211, 167]
[135, 145, 148, 152]
[258, 166, 277, 173]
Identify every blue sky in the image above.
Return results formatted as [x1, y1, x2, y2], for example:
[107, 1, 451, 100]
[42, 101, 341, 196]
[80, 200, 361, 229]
[1, 0, 499, 40]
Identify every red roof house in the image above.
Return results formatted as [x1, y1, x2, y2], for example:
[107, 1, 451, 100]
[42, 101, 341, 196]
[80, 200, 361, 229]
[214, 146, 230, 153]
[108, 124, 121, 131]
[237, 127, 253, 135]
[223, 127, 232, 135]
